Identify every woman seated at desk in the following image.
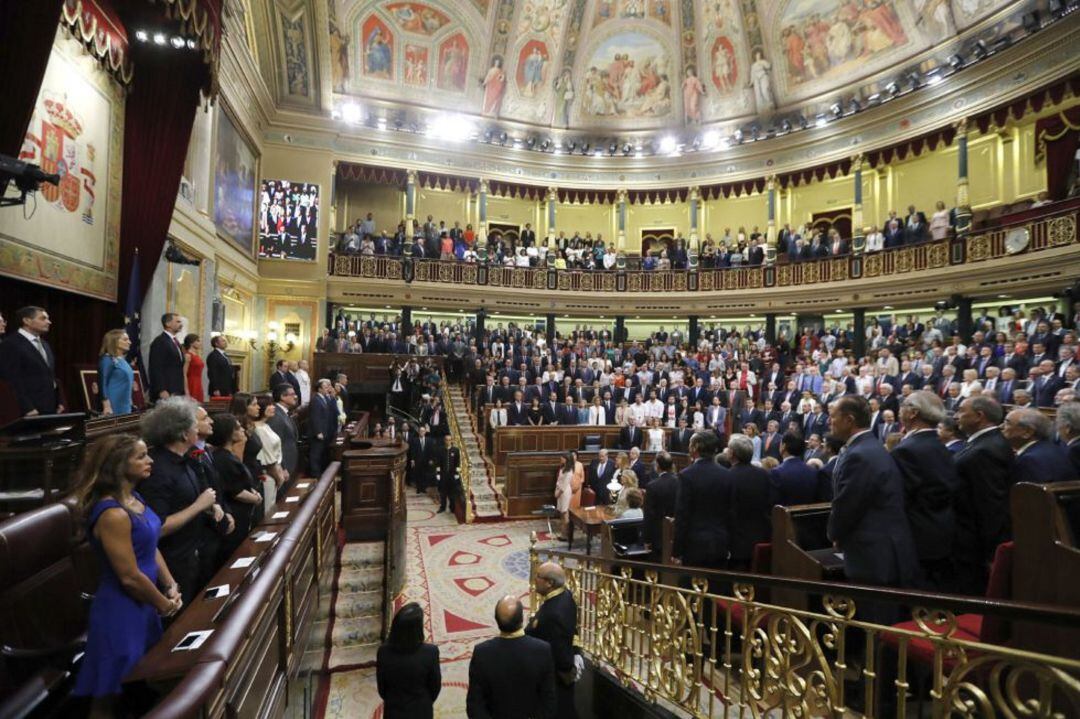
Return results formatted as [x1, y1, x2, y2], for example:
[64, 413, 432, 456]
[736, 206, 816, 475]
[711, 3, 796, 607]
[620, 488, 644, 520]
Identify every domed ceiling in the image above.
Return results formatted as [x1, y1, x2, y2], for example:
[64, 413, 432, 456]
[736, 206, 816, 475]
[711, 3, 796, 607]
[300, 0, 1036, 132]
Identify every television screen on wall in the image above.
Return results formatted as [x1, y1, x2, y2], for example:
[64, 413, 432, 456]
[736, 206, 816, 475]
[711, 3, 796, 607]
[258, 179, 319, 261]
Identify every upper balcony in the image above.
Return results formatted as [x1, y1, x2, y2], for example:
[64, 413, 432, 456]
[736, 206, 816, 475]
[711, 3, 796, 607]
[325, 200, 1080, 316]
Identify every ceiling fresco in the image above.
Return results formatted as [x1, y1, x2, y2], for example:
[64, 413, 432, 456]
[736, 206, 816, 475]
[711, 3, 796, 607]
[308, 0, 1037, 132]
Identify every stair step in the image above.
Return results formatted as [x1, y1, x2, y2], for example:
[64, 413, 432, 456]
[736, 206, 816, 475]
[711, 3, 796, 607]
[334, 590, 384, 619]
[331, 615, 383, 647]
[337, 567, 385, 593]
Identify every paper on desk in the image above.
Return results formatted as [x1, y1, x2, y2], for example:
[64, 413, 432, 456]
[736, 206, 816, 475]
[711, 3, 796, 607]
[172, 630, 213, 652]
[271, 511, 289, 519]
[285, 496, 300, 503]
[296, 482, 311, 489]
[255, 531, 279, 542]
[206, 584, 230, 599]
[230, 556, 256, 569]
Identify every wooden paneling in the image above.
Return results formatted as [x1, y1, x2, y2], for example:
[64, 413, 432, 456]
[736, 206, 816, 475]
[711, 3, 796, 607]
[312, 353, 444, 390]
[493, 425, 673, 479]
[340, 440, 406, 541]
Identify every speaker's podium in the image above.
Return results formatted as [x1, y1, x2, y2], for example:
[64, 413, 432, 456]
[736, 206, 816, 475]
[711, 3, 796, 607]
[0, 413, 87, 516]
[1011, 480, 1080, 659]
[771, 503, 845, 610]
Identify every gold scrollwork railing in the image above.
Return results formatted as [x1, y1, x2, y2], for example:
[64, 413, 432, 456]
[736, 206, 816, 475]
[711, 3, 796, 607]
[528, 547, 1080, 718]
[328, 202, 1080, 292]
[442, 387, 474, 524]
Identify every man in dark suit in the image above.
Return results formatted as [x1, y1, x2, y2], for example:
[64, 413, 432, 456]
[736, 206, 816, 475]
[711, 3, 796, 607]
[0, 306, 63, 415]
[269, 359, 301, 397]
[506, 392, 529, 426]
[903, 205, 929, 243]
[587, 449, 616, 505]
[1057, 403, 1080, 477]
[1029, 361, 1064, 408]
[467, 596, 556, 719]
[893, 391, 960, 590]
[148, 312, 186, 400]
[307, 379, 337, 477]
[953, 396, 1015, 595]
[769, 432, 820, 506]
[760, 420, 783, 461]
[673, 431, 734, 569]
[520, 223, 537, 247]
[669, 417, 694, 454]
[268, 383, 300, 480]
[735, 398, 765, 435]
[876, 410, 900, 442]
[643, 452, 679, 557]
[409, 423, 438, 493]
[619, 418, 644, 450]
[726, 434, 771, 571]
[1003, 407, 1078, 485]
[827, 396, 920, 593]
[628, 446, 651, 487]
[206, 335, 235, 397]
[527, 563, 580, 719]
[542, 392, 561, 425]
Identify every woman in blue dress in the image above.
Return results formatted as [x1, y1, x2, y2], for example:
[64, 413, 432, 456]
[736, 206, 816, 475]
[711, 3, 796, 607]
[98, 329, 135, 415]
[72, 434, 183, 713]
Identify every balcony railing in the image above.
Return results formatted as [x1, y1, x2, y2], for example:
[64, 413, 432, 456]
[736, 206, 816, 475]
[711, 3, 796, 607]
[328, 201, 1079, 291]
[529, 544, 1080, 719]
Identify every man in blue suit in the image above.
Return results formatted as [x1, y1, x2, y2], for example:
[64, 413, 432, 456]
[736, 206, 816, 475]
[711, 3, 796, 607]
[1058, 403, 1080, 477]
[827, 396, 920, 593]
[1002, 407, 1078, 485]
[769, 432, 820, 506]
[893, 391, 960, 591]
[307, 379, 337, 476]
[672, 431, 734, 569]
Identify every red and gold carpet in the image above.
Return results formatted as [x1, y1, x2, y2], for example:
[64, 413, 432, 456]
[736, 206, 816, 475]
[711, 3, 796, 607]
[320, 492, 558, 718]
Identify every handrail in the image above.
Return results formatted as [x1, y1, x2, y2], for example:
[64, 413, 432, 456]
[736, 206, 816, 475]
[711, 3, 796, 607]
[534, 546, 1080, 627]
[443, 388, 475, 523]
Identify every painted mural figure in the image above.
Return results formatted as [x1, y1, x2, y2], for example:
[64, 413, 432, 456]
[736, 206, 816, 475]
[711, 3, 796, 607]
[522, 46, 547, 96]
[481, 57, 507, 116]
[328, 19, 350, 92]
[552, 68, 574, 127]
[749, 50, 775, 112]
[366, 27, 392, 78]
[682, 66, 705, 123]
[438, 35, 469, 91]
[711, 40, 734, 93]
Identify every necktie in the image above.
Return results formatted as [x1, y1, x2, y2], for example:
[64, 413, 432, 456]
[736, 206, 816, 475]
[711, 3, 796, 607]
[32, 337, 48, 364]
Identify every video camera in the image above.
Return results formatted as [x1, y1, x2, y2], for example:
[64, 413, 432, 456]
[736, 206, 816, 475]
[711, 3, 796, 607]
[0, 153, 60, 208]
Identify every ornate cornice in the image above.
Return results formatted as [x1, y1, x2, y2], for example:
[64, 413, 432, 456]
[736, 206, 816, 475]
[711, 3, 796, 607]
[263, 19, 1080, 189]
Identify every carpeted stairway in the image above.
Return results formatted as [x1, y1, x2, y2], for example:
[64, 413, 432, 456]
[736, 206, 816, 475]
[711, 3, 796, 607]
[445, 385, 505, 520]
[319, 541, 386, 670]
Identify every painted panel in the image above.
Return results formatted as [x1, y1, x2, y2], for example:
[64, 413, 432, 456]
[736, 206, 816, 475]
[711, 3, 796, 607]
[515, 40, 551, 97]
[213, 105, 258, 257]
[405, 44, 430, 85]
[362, 15, 394, 80]
[385, 2, 451, 35]
[890, 151, 954, 223]
[790, 175, 855, 226]
[437, 33, 469, 92]
[580, 32, 673, 120]
[702, 194, 766, 239]
[416, 189, 468, 225]
[1015, 124, 1047, 199]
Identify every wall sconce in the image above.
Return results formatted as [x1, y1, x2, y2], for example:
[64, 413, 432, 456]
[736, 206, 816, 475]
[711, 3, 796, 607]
[243, 329, 257, 348]
[265, 322, 295, 357]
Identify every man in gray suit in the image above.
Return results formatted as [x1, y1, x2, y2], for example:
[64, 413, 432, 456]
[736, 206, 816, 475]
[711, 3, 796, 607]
[268, 382, 300, 480]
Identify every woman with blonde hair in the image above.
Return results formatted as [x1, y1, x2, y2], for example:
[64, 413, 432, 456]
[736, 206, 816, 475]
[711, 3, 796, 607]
[98, 329, 135, 415]
[613, 468, 639, 517]
[71, 434, 182, 712]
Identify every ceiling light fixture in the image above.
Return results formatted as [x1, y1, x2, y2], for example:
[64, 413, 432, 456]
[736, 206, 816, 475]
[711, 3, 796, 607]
[815, 115, 828, 128]
[658, 135, 678, 154]
[886, 81, 901, 96]
[701, 130, 720, 149]
[341, 102, 362, 124]
[153, 32, 166, 45]
[170, 36, 185, 49]
[135, 29, 148, 42]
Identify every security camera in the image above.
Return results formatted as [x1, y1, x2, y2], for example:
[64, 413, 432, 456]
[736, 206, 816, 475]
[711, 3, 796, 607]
[0, 153, 61, 208]
[165, 242, 201, 266]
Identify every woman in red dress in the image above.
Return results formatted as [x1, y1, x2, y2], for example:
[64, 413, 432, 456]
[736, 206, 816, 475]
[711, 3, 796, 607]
[182, 334, 205, 401]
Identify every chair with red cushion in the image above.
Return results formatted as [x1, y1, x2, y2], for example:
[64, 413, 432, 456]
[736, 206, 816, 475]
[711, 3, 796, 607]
[881, 541, 1014, 669]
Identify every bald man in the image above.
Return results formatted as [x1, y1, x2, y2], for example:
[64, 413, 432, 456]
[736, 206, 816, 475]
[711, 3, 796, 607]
[467, 596, 556, 718]
[527, 563, 580, 718]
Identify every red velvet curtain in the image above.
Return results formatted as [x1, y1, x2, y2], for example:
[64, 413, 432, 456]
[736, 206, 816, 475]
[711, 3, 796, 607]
[117, 43, 207, 305]
[0, 0, 65, 156]
[1036, 106, 1080, 200]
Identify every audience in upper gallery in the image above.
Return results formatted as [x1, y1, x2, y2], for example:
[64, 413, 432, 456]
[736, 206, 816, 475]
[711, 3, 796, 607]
[334, 201, 955, 270]
[70, 434, 182, 709]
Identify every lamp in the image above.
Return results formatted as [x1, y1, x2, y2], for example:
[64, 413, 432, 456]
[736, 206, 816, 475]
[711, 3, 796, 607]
[264, 321, 295, 359]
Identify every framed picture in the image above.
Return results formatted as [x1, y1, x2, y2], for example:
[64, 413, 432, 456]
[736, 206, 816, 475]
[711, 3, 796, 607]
[258, 180, 319, 260]
[78, 367, 146, 413]
[212, 104, 258, 256]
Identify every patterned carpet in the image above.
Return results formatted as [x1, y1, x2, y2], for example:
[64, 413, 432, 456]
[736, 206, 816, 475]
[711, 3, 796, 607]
[320, 491, 559, 718]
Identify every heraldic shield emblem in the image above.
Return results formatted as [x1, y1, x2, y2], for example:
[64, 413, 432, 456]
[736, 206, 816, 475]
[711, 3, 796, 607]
[24, 92, 96, 223]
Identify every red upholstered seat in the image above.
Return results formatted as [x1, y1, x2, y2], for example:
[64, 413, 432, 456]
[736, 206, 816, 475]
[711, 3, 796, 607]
[582, 487, 596, 507]
[882, 542, 1014, 668]
[718, 542, 772, 628]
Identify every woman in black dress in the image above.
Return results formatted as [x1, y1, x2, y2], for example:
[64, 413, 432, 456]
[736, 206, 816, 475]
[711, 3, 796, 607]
[528, 397, 544, 426]
[229, 393, 265, 480]
[376, 602, 441, 718]
[209, 413, 262, 559]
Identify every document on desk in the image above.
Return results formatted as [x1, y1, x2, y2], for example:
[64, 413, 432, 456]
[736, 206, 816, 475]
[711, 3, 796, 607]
[285, 496, 300, 503]
[296, 482, 311, 489]
[255, 531, 279, 542]
[172, 630, 213, 652]
[271, 511, 289, 520]
[230, 556, 256, 569]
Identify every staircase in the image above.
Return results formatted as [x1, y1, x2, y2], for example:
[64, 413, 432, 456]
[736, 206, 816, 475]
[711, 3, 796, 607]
[445, 385, 505, 520]
[319, 540, 385, 669]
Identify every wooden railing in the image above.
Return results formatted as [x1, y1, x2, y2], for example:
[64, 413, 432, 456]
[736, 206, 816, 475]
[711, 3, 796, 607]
[327, 200, 1080, 291]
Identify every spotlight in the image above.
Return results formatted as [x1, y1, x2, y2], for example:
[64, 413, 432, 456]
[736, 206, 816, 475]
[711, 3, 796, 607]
[1022, 11, 1041, 32]
[926, 72, 944, 86]
[482, 129, 493, 142]
[622, 143, 633, 155]
[779, 118, 792, 133]
[690, 136, 701, 150]
[848, 98, 861, 114]
[153, 32, 166, 45]
[341, 102, 362, 124]
[886, 81, 901, 96]
[701, 130, 720, 149]
[815, 115, 828, 128]
[717, 137, 730, 151]
[540, 138, 551, 151]
[526, 136, 536, 149]
[658, 135, 677, 154]
[580, 142, 590, 154]
[830, 102, 842, 117]
[749, 123, 762, 140]
[972, 39, 988, 59]
[135, 29, 148, 42]
[733, 128, 744, 143]
[567, 140, 577, 151]
[948, 53, 965, 71]
[907, 71, 921, 89]
[865, 93, 882, 106]
[797, 114, 809, 129]
[170, 36, 185, 49]
[498, 131, 508, 145]
[186, 38, 197, 49]
[609, 142, 617, 155]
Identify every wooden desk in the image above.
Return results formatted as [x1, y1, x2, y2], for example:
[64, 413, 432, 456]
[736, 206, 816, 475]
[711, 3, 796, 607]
[493, 425, 672, 479]
[569, 506, 615, 555]
[312, 353, 444, 390]
[340, 442, 406, 542]
[770, 503, 841, 611]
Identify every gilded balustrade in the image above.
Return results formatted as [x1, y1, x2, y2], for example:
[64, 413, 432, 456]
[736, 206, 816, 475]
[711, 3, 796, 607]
[328, 203, 1079, 293]
[529, 545, 1080, 719]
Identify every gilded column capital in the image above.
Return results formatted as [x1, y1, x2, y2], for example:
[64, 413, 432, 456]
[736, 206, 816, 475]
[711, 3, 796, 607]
[850, 154, 864, 172]
[766, 175, 778, 192]
[954, 117, 969, 136]
[406, 169, 418, 185]
[546, 186, 559, 202]
[478, 178, 489, 194]
[616, 188, 628, 204]
[689, 186, 701, 202]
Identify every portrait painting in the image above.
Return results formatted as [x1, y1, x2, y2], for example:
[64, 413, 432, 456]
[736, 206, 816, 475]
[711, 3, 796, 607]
[710, 36, 737, 93]
[212, 105, 257, 255]
[405, 44, 429, 85]
[580, 32, 673, 119]
[0, 29, 123, 301]
[515, 40, 550, 98]
[776, 0, 910, 86]
[362, 15, 394, 79]
[385, 2, 450, 35]
[437, 33, 469, 92]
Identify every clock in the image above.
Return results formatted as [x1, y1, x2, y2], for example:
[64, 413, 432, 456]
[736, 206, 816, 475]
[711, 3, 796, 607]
[1004, 227, 1030, 255]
